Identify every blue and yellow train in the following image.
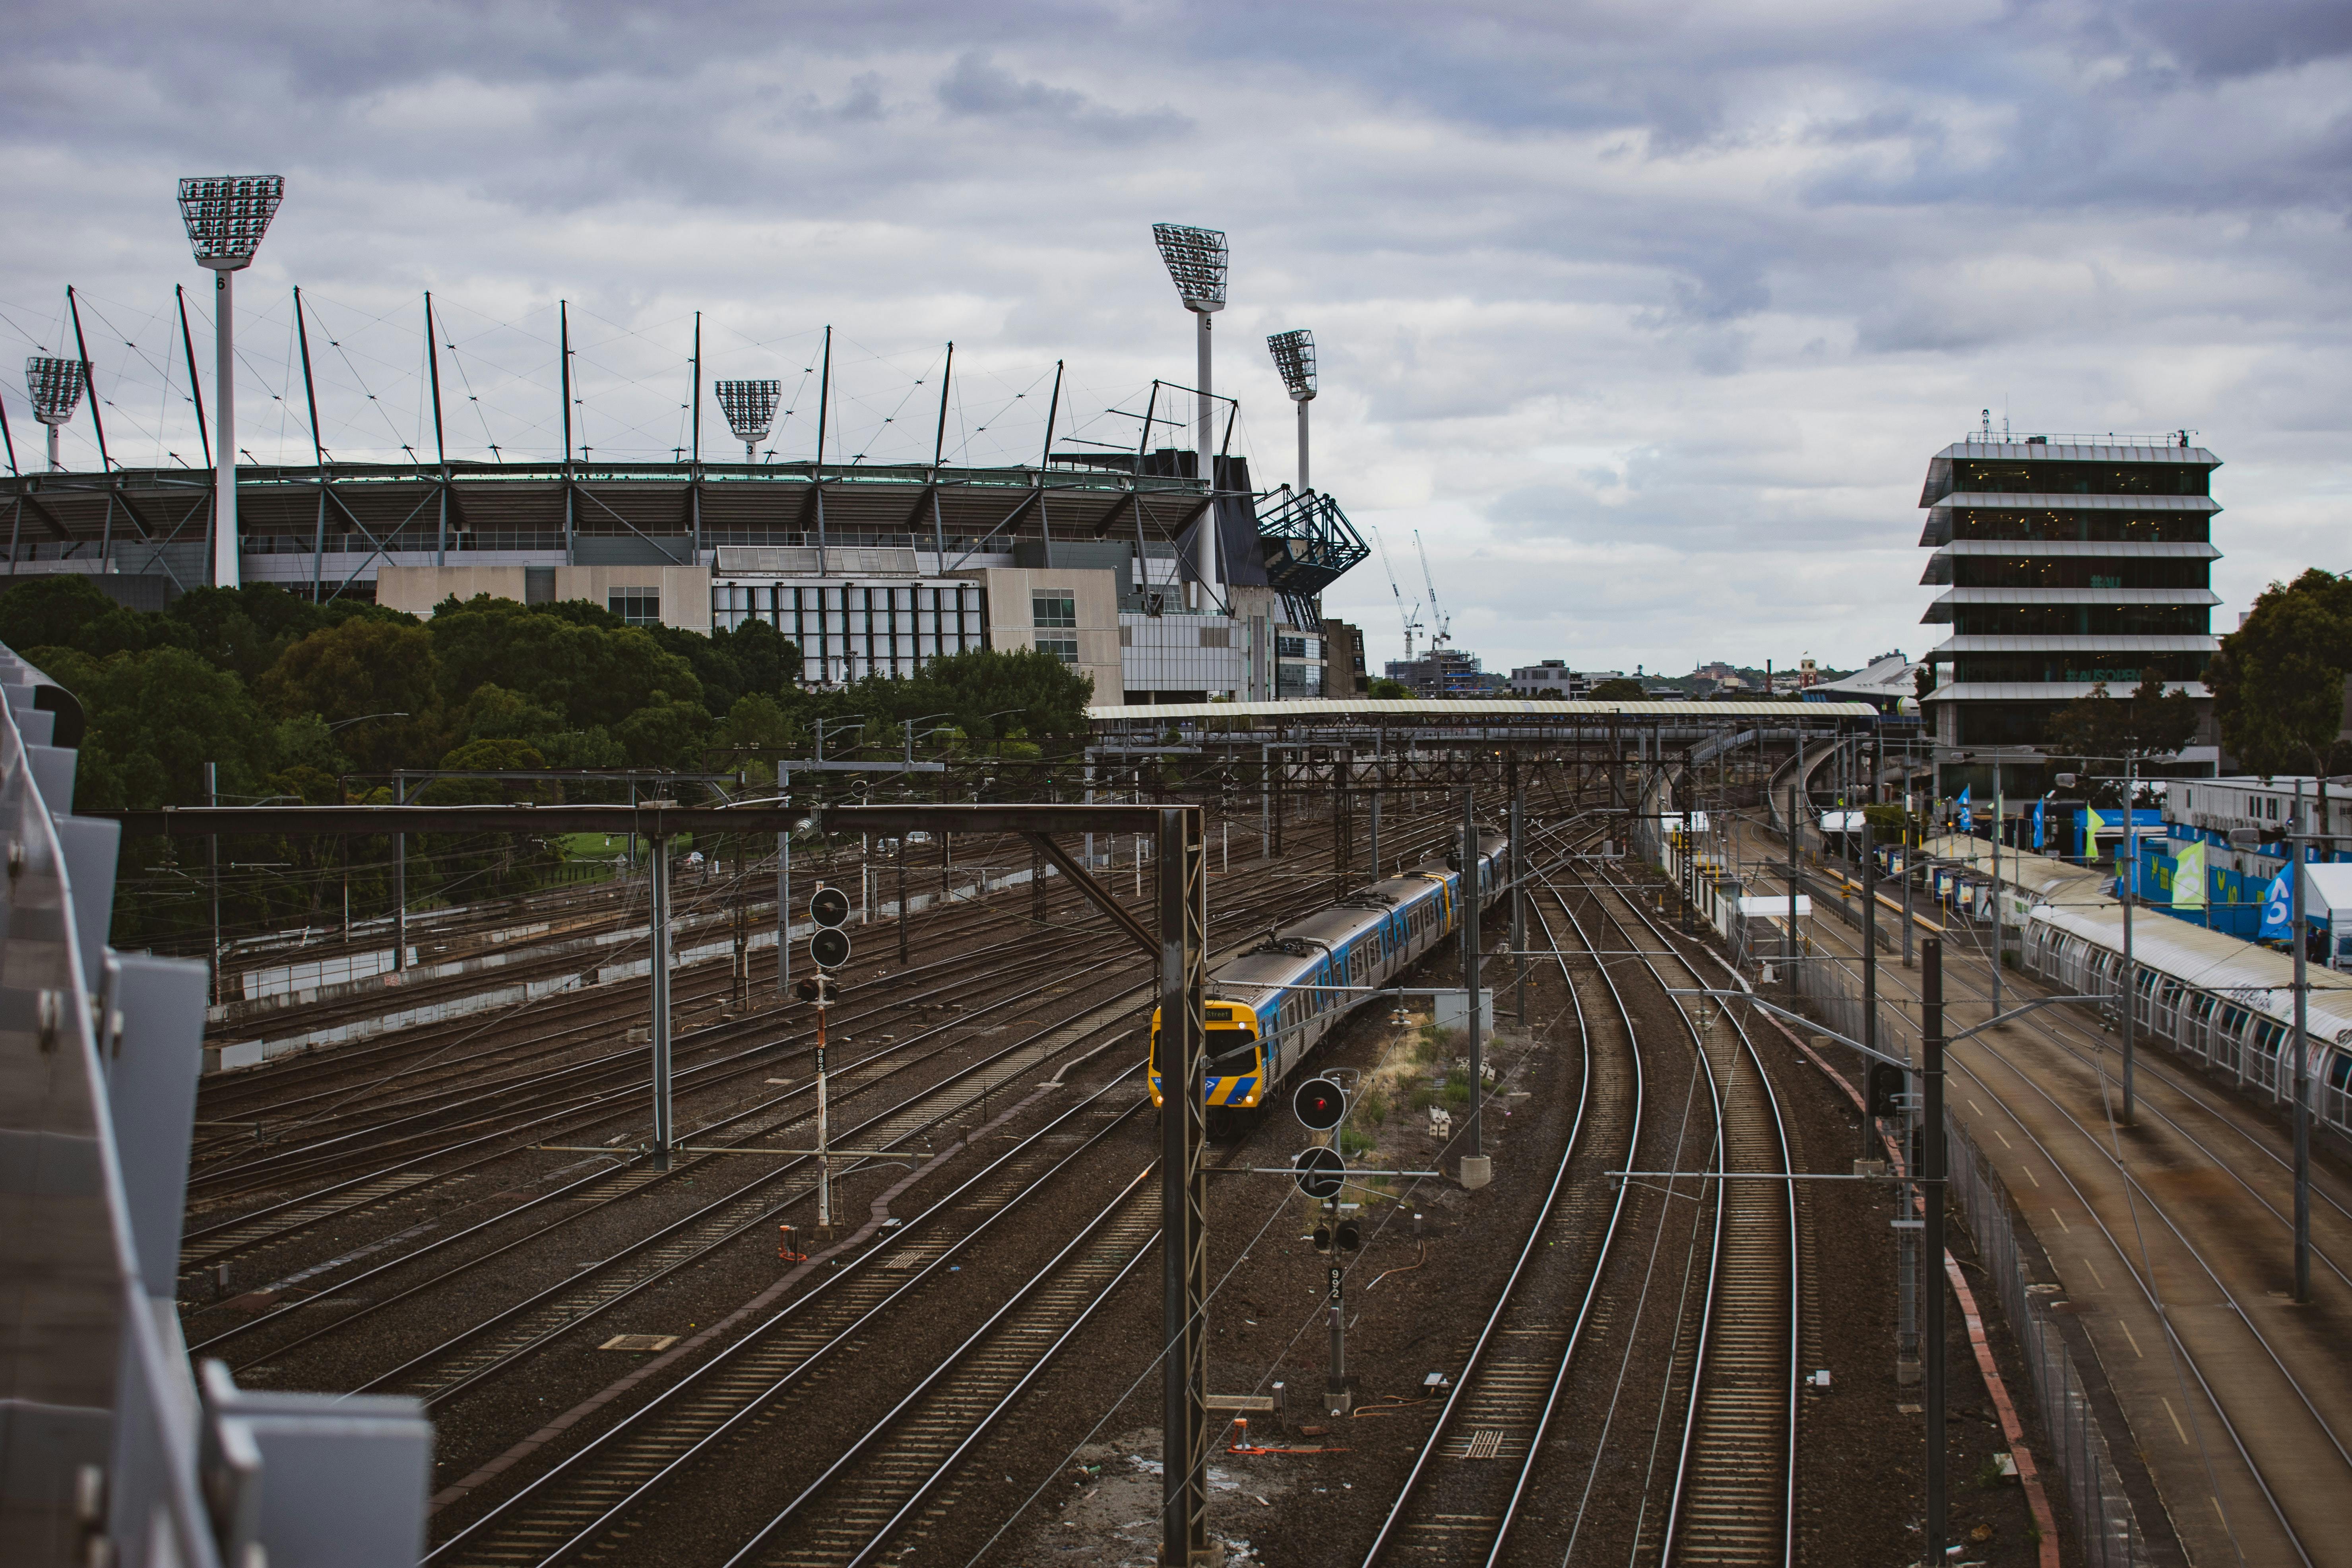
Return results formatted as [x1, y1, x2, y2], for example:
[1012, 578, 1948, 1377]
[1150, 831, 1509, 1132]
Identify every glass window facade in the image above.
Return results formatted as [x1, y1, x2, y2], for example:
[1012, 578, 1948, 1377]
[1951, 604, 2210, 637]
[1953, 652, 2211, 685]
[1951, 557, 2209, 589]
[1949, 508, 2209, 544]
[1032, 591, 1077, 629]
[1926, 458, 2213, 503]
[608, 588, 661, 626]
[711, 580, 989, 683]
[1036, 636, 1079, 664]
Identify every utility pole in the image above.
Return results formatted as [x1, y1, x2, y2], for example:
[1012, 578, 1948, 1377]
[1923, 937, 1949, 1562]
[2294, 779, 2312, 1302]
[650, 833, 673, 1169]
[2120, 749, 2138, 1126]
[1460, 789, 1489, 1187]
[1991, 780, 2004, 1022]
[206, 761, 221, 1004]
[1510, 791, 1527, 1025]
[1788, 732, 1806, 968]
[1862, 816, 1879, 1158]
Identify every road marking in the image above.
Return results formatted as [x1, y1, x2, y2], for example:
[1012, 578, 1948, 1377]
[2119, 1321, 2143, 1359]
[2051, 1208, 2070, 1234]
[2022, 1167, 2040, 1188]
[2082, 1260, 2106, 1291]
[2163, 1398, 2189, 1445]
[1970, 1098, 1985, 1115]
[1994, 1128, 2014, 1149]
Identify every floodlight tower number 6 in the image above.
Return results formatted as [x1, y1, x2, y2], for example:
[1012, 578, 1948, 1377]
[798, 885, 853, 1232]
[177, 175, 285, 591]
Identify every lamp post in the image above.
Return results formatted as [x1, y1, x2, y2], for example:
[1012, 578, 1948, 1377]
[1266, 328, 1317, 494]
[1152, 223, 1227, 599]
[177, 176, 284, 590]
[24, 357, 85, 473]
[715, 379, 781, 466]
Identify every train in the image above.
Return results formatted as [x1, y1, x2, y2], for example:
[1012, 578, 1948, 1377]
[2022, 898, 2352, 1134]
[1148, 831, 1510, 1132]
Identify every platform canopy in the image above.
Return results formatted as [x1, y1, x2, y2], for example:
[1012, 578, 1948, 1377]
[1088, 697, 1879, 722]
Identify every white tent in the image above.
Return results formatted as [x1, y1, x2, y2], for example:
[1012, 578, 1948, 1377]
[2304, 864, 2352, 969]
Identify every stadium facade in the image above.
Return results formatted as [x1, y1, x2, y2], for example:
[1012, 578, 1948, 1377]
[2, 448, 1370, 704]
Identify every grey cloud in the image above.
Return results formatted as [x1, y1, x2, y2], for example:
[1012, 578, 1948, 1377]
[935, 50, 1192, 143]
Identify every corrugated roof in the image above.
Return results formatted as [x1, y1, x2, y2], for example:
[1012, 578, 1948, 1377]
[1088, 698, 1878, 721]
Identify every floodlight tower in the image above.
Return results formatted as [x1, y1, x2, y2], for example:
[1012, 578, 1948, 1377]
[715, 380, 782, 465]
[1266, 328, 1317, 494]
[24, 358, 86, 473]
[1152, 222, 1228, 594]
[177, 175, 285, 589]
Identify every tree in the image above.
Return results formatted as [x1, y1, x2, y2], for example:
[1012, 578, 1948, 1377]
[35, 646, 276, 810]
[2046, 674, 2200, 763]
[1367, 676, 1412, 700]
[1589, 677, 1647, 701]
[2210, 568, 2352, 775]
[613, 692, 710, 768]
[258, 618, 445, 772]
[427, 597, 703, 732]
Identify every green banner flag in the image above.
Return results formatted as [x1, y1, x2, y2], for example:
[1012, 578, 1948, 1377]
[2172, 839, 2207, 910]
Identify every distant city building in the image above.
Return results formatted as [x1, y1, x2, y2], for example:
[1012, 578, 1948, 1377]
[1321, 619, 1369, 697]
[1387, 647, 1494, 697]
[1916, 428, 2219, 761]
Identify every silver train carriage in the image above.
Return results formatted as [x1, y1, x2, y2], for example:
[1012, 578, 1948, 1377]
[2022, 900, 2352, 1132]
[1149, 831, 1509, 1129]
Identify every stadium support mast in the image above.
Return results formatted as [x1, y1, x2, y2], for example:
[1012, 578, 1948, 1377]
[1267, 328, 1316, 494]
[177, 175, 284, 589]
[1153, 223, 1227, 599]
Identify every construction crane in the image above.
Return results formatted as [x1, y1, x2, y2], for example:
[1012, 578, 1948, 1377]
[1372, 526, 1422, 661]
[1413, 529, 1452, 651]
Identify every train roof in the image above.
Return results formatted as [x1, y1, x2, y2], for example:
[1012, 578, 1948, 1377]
[1920, 835, 2114, 909]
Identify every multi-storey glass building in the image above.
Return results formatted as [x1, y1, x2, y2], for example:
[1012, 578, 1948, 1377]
[1917, 431, 2220, 774]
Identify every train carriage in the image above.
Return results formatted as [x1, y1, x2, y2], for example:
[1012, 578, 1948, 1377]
[1150, 832, 1509, 1132]
[2022, 901, 2352, 1134]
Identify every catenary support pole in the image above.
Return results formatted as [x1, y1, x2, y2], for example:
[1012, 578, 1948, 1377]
[2121, 750, 2137, 1126]
[1462, 788, 1485, 1165]
[1157, 804, 1210, 1567]
[1923, 936, 1949, 1562]
[1511, 791, 1527, 1025]
[393, 771, 407, 971]
[1991, 782, 2004, 1022]
[1862, 816, 1879, 1157]
[651, 835, 673, 1169]
[206, 761, 221, 1004]
[2294, 780, 2312, 1302]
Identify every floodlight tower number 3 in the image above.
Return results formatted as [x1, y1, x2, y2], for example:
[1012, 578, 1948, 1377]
[798, 885, 852, 1230]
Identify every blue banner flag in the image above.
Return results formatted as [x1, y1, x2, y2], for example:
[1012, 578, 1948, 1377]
[2032, 797, 2046, 851]
[2259, 872, 2292, 941]
[1956, 785, 1974, 833]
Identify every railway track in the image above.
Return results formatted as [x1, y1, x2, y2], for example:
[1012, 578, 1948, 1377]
[1734, 814, 2352, 1565]
[421, 1069, 1159, 1567]
[1363, 822, 1646, 1566]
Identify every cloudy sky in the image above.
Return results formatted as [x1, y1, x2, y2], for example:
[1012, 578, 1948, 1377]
[4, 0, 2348, 677]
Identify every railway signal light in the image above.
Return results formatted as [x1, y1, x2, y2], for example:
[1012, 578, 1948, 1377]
[1867, 1062, 1906, 1119]
[794, 974, 840, 1005]
[1312, 1223, 1332, 1252]
[1293, 1145, 1345, 1200]
[809, 884, 851, 971]
[1294, 1077, 1346, 1132]
[1335, 1218, 1361, 1252]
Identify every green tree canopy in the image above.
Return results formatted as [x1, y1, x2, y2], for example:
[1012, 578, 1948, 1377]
[1589, 677, 1647, 700]
[1366, 676, 1412, 699]
[31, 645, 275, 810]
[2046, 674, 2200, 764]
[427, 596, 703, 731]
[259, 618, 446, 772]
[2210, 568, 2352, 775]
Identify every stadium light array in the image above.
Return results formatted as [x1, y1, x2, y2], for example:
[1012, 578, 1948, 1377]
[24, 356, 86, 473]
[1152, 223, 1229, 595]
[715, 379, 782, 464]
[1267, 328, 1317, 493]
[178, 175, 285, 589]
